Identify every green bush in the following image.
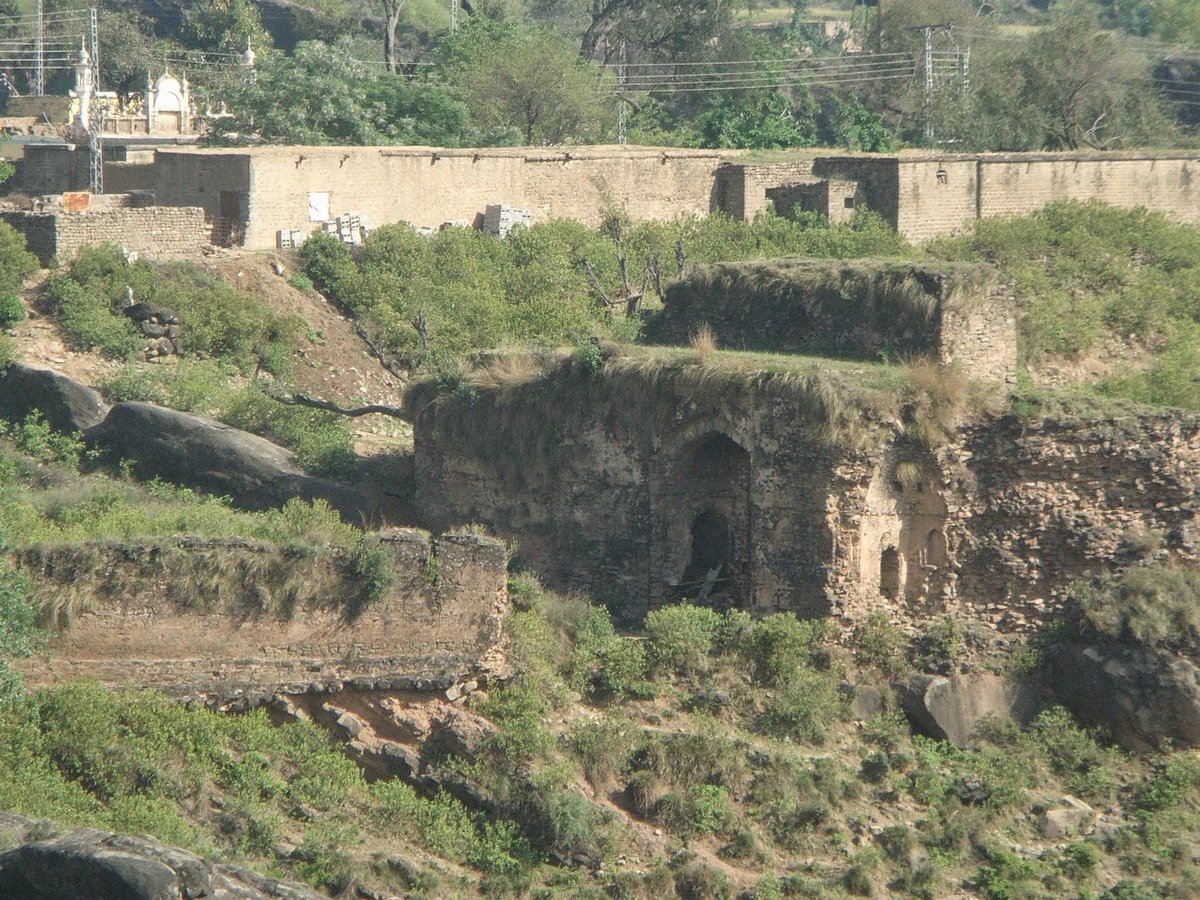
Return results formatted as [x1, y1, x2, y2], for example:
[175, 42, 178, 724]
[0, 293, 25, 328]
[659, 784, 735, 837]
[644, 603, 722, 675]
[1072, 563, 1200, 653]
[568, 717, 633, 789]
[852, 610, 909, 679]
[738, 613, 832, 687]
[757, 668, 847, 745]
[2, 412, 84, 466]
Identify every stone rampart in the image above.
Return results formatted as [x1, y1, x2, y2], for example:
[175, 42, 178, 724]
[413, 360, 1200, 632]
[12, 530, 509, 698]
[649, 258, 1017, 383]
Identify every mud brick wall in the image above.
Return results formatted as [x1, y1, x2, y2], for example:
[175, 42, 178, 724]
[12, 530, 509, 698]
[2, 204, 208, 264]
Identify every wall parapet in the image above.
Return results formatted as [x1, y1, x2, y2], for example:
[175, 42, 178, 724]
[12, 529, 509, 699]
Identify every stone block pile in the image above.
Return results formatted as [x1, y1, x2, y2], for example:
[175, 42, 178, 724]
[122, 302, 183, 361]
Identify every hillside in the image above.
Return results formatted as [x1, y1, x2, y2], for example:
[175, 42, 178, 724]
[3, 201, 1200, 898]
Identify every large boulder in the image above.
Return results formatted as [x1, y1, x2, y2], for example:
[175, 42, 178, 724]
[1047, 642, 1200, 751]
[85, 401, 370, 517]
[0, 813, 322, 899]
[0, 362, 109, 433]
[898, 672, 1043, 747]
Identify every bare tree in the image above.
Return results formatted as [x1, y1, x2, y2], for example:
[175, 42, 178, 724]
[381, 0, 406, 74]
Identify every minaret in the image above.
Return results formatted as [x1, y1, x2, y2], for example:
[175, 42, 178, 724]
[73, 37, 92, 132]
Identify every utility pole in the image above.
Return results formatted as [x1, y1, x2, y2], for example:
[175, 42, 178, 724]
[449, 0, 459, 33]
[922, 25, 934, 143]
[34, 0, 43, 95]
[616, 34, 627, 146]
[88, 6, 102, 194]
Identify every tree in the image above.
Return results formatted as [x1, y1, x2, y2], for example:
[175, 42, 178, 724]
[577, 0, 733, 62]
[208, 41, 474, 146]
[443, 22, 611, 145]
[381, 0, 405, 74]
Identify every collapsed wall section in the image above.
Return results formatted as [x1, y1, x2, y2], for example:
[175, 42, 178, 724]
[13, 530, 509, 698]
[649, 258, 1017, 383]
[948, 411, 1200, 631]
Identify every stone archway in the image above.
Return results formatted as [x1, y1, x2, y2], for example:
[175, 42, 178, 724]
[859, 456, 948, 605]
[667, 431, 752, 608]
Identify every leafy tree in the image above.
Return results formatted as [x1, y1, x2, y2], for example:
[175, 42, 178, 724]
[578, 0, 734, 61]
[209, 41, 473, 146]
[689, 88, 815, 150]
[381, 0, 406, 73]
[441, 21, 611, 145]
[815, 94, 894, 152]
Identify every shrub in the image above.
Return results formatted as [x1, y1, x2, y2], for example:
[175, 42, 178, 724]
[0, 293, 25, 328]
[757, 669, 847, 745]
[659, 784, 735, 837]
[739, 613, 832, 687]
[644, 603, 722, 676]
[2, 412, 83, 467]
[852, 610, 909, 679]
[1073, 563, 1200, 653]
[568, 717, 633, 790]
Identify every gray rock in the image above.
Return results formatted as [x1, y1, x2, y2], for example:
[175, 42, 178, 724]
[841, 682, 887, 721]
[1048, 642, 1200, 750]
[1038, 796, 1094, 840]
[898, 672, 1042, 747]
[84, 401, 371, 518]
[0, 814, 324, 898]
[0, 362, 109, 433]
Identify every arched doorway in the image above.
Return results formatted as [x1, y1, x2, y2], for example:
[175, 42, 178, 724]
[880, 546, 901, 600]
[682, 508, 734, 603]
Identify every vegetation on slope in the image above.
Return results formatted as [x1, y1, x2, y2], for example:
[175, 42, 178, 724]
[2, 568, 1197, 896]
[301, 209, 911, 374]
[929, 201, 1200, 412]
[37, 246, 357, 477]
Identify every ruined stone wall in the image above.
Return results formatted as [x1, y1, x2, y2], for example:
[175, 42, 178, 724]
[1, 203, 207, 265]
[717, 161, 817, 220]
[649, 258, 1017, 383]
[946, 412, 1200, 631]
[413, 363, 1200, 634]
[413, 365, 871, 623]
[895, 159, 979, 241]
[13, 530, 509, 698]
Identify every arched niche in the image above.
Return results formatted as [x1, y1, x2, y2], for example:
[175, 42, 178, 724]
[668, 430, 752, 609]
[859, 455, 948, 604]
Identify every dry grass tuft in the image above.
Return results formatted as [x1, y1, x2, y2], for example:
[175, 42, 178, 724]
[689, 324, 718, 360]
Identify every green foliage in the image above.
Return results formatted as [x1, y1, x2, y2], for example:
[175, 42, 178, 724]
[568, 716, 633, 790]
[209, 41, 475, 146]
[439, 20, 609, 145]
[644, 603, 722, 676]
[757, 668, 847, 745]
[44, 246, 300, 376]
[659, 784, 735, 837]
[852, 610, 909, 679]
[917, 615, 966, 672]
[0, 222, 35, 329]
[305, 212, 911, 373]
[0, 293, 25, 329]
[348, 536, 395, 605]
[1027, 707, 1121, 800]
[738, 613, 832, 687]
[1, 412, 84, 467]
[930, 202, 1200, 410]
[1072, 563, 1200, 654]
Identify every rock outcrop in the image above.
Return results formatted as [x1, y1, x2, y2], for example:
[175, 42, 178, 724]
[0, 362, 109, 433]
[0, 813, 322, 899]
[898, 672, 1042, 747]
[1048, 642, 1200, 751]
[85, 401, 370, 517]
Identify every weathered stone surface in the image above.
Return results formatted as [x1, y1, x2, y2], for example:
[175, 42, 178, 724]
[898, 672, 1042, 747]
[84, 401, 368, 517]
[1038, 796, 1095, 840]
[14, 530, 511, 699]
[423, 706, 498, 759]
[0, 813, 323, 899]
[1048, 643, 1200, 751]
[0, 361, 109, 433]
[842, 682, 887, 722]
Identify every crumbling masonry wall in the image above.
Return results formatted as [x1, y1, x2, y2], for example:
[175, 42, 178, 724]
[649, 259, 1018, 384]
[13, 530, 509, 697]
[414, 365, 1200, 632]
